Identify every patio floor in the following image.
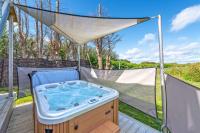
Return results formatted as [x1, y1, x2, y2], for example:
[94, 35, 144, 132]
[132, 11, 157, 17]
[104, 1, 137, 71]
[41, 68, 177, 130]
[6, 103, 160, 133]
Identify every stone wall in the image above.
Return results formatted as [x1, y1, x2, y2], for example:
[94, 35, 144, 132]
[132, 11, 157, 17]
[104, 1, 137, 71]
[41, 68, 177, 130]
[0, 58, 90, 87]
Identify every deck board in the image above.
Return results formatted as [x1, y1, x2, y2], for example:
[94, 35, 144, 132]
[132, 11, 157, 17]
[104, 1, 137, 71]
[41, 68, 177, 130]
[0, 97, 14, 133]
[6, 103, 160, 133]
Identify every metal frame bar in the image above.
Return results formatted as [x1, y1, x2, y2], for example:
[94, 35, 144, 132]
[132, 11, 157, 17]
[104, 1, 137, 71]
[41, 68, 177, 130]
[77, 44, 81, 72]
[8, 9, 13, 97]
[157, 15, 167, 133]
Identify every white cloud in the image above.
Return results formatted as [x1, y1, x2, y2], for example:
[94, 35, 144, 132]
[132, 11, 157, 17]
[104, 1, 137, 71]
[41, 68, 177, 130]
[179, 42, 199, 50]
[119, 42, 200, 63]
[119, 48, 143, 61]
[126, 48, 141, 55]
[171, 4, 200, 31]
[162, 42, 200, 63]
[138, 33, 156, 45]
[119, 47, 158, 63]
[178, 36, 188, 41]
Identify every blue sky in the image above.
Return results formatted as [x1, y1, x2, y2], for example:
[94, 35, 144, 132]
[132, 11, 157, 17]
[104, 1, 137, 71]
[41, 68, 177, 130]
[18, 0, 200, 63]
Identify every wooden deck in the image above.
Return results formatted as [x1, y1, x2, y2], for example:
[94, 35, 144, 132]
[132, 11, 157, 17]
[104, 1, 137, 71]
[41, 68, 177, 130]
[0, 93, 11, 111]
[6, 103, 160, 133]
[0, 96, 14, 133]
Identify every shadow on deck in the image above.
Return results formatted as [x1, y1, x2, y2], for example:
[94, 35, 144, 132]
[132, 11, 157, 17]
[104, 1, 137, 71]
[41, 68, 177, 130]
[6, 103, 160, 133]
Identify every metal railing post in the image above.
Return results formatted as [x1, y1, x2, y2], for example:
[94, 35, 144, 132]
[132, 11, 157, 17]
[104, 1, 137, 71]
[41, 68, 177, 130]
[157, 14, 167, 133]
[77, 44, 81, 72]
[8, 1, 13, 97]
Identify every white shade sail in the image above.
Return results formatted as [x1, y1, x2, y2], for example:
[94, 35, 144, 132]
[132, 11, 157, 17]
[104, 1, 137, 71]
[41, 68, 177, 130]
[15, 4, 150, 44]
[80, 67, 157, 117]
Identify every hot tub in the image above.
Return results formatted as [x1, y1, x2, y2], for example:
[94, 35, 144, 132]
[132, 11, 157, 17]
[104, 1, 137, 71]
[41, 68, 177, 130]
[33, 80, 119, 133]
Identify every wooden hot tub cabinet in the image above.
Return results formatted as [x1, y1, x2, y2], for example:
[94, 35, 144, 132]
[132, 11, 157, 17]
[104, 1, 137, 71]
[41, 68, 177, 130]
[34, 99, 119, 133]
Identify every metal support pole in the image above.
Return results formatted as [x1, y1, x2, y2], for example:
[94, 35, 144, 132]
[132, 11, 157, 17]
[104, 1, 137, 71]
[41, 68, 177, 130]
[8, 12, 13, 97]
[157, 15, 167, 133]
[119, 60, 121, 70]
[77, 44, 81, 72]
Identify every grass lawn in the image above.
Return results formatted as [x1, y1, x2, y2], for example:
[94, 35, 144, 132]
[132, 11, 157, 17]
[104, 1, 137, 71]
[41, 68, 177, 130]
[165, 67, 200, 89]
[119, 69, 163, 131]
[0, 87, 18, 94]
[15, 95, 33, 105]
[119, 101, 161, 130]
[0, 87, 9, 93]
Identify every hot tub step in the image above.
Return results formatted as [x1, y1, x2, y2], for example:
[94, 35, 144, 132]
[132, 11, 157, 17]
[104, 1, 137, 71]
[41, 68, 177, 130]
[89, 121, 120, 133]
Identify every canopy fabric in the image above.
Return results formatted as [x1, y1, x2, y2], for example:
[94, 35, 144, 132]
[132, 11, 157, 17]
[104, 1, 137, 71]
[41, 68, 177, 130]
[165, 75, 200, 133]
[80, 67, 157, 118]
[0, 0, 10, 36]
[15, 4, 150, 44]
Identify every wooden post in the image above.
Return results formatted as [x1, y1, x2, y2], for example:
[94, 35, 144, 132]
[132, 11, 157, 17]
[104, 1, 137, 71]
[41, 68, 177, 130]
[113, 99, 119, 125]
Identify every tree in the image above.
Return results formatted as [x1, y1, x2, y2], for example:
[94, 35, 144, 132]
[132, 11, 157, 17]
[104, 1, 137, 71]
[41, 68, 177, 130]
[39, 0, 44, 58]
[81, 43, 88, 60]
[52, 0, 61, 59]
[94, 4, 104, 69]
[17, 0, 25, 57]
[15, 0, 30, 58]
[35, 0, 40, 58]
[104, 33, 121, 69]
[94, 4, 121, 69]
[0, 28, 8, 58]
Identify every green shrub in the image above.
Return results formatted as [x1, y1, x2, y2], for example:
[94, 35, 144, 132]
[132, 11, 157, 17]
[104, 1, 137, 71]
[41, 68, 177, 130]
[166, 65, 184, 78]
[59, 48, 66, 60]
[185, 63, 200, 82]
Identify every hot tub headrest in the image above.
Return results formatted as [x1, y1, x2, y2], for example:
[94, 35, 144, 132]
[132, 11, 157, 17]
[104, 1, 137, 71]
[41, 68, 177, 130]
[31, 69, 79, 89]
